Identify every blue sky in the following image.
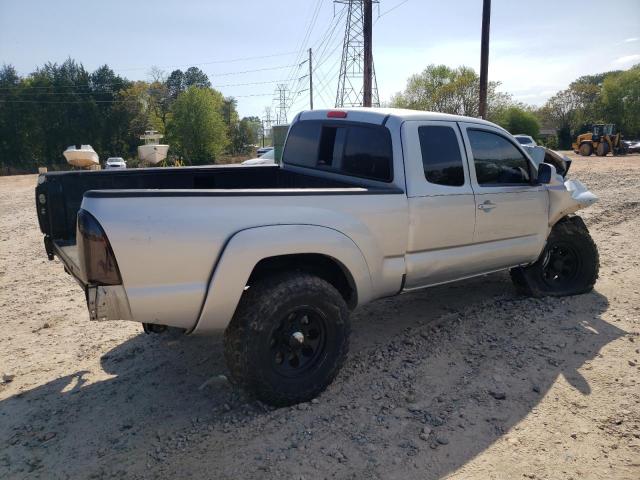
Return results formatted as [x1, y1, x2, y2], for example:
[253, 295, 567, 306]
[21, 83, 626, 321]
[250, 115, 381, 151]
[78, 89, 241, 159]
[1, 0, 639, 118]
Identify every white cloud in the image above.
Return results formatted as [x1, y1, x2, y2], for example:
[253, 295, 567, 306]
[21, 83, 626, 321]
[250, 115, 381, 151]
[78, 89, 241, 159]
[624, 37, 639, 43]
[613, 54, 640, 64]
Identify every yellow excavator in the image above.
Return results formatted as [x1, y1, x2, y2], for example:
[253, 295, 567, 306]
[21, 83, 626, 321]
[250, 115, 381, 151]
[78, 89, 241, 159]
[572, 123, 627, 157]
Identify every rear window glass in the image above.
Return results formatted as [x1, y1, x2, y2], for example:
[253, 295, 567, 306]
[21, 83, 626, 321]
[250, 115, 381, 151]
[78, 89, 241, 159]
[282, 122, 321, 168]
[283, 121, 393, 182]
[418, 126, 464, 186]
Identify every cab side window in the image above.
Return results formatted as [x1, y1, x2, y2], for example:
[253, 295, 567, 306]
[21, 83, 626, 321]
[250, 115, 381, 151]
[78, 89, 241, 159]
[468, 129, 531, 186]
[418, 125, 464, 187]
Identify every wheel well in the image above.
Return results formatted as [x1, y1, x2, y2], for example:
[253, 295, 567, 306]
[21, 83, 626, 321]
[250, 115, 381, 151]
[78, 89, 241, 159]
[247, 254, 358, 308]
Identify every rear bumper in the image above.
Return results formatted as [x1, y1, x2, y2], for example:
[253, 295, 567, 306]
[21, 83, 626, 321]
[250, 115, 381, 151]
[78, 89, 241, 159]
[46, 236, 133, 322]
[86, 285, 133, 322]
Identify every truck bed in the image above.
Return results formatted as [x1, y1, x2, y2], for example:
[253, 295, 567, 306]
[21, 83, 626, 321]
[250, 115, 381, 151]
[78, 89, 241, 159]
[36, 164, 366, 243]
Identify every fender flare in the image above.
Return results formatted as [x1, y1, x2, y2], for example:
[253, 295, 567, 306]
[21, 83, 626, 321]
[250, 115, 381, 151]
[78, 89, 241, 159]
[191, 224, 373, 333]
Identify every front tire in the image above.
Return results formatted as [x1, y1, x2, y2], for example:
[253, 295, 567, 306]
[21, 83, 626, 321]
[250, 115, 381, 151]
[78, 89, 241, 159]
[510, 216, 599, 297]
[596, 142, 609, 157]
[224, 272, 350, 407]
[579, 143, 593, 156]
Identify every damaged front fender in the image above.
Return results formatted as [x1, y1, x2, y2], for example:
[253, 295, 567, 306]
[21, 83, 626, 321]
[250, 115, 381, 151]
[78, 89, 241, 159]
[546, 165, 598, 226]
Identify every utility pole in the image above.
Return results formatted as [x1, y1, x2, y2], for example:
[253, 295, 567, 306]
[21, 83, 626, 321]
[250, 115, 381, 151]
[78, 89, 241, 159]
[308, 48, 314, 110]
[363, 0, 373, 107]
[478, 0, 491, 119]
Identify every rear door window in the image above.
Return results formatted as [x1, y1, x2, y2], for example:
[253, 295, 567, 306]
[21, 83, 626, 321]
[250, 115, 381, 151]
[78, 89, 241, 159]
[283, 121, 393, 182]
[342, 126, 392, 181]
[418, 126, 464, 186]
[468, 129, 531, 186]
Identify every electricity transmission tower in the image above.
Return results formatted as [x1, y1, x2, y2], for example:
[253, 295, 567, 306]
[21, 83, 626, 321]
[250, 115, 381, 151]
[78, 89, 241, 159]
[261, 107, 273, 147]
[335, 0, 380, 108]
[275, 84, 290, 125]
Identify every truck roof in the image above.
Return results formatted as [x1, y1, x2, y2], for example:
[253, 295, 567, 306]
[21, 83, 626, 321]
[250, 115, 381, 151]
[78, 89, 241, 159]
[298, 107, 502, 129]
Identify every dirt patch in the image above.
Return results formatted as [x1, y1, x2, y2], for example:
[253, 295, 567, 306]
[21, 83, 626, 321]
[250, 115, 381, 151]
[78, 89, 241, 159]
[1, 154, 639, 479]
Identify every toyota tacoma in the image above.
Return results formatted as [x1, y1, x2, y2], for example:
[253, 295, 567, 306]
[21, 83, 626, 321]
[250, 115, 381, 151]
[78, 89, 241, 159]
[36, 108, 599, 405]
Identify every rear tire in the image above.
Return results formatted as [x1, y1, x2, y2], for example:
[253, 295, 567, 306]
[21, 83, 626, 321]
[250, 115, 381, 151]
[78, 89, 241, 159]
[579, 143, 593, 156]
[596, 142, 609, 157]
[510, 216, 599, 297]
[224, 272, 350, 407]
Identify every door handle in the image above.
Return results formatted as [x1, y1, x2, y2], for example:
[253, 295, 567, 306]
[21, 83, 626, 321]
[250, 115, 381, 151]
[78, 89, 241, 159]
[478, 200, 496, 211]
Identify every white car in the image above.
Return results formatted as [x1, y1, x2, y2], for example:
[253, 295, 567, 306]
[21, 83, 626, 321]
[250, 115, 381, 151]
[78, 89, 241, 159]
[256, 146, 274, 157]
[514, 134, 537, 147]
[242, 148, 276, 165]
[105, 157, 127, 169]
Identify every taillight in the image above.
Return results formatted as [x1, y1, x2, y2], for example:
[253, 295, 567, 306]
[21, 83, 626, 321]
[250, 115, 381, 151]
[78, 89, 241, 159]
[77, 209, 122, 285]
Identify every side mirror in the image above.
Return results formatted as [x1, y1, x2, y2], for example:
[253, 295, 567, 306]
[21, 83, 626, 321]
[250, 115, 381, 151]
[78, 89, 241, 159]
[536, 163, 553, 184]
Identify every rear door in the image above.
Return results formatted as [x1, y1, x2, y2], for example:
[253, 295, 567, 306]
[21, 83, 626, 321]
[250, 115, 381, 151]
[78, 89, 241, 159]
[459, 123, 549, 271]
[403, 120, 477, 288]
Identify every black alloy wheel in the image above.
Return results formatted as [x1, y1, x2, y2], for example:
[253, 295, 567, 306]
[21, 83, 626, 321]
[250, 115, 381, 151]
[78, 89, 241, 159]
[270, 308, 327, 378]
[541, 242, 581, 290]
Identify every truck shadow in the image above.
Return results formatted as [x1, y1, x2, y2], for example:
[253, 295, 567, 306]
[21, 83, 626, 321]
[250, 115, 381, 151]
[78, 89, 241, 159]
[0, 272, 625, 479]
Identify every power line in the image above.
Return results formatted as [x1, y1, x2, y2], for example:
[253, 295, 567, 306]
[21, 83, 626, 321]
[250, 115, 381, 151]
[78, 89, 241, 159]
[208, 63, 299, 77]
[0, 92, 274, 104]
[0, 64, 298, 91]
[285, 0, 325, 86]
[1, 78, 289, 96]
[287, 4, 348, 111]
[377, 0, 410, 20]
[117, 51, 299, 71]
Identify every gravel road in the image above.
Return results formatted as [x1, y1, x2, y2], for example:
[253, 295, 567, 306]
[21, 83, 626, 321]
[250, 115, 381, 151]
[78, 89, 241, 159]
[1, 153, 639, 479]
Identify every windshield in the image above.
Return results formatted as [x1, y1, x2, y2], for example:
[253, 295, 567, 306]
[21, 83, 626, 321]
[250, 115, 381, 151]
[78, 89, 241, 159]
[261, 149, 275, 159]
[516, 136, 532, 145]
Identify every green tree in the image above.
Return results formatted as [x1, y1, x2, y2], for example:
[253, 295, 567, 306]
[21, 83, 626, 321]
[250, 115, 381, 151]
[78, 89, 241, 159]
[183, 67, 211, 89]
[492, 106, 540, 138]
[166, 86, 228, 164]
[390, 64, 517, 118]
[600, 65, 640, 138]
[540, 89, 579, 149]
[111, 81, 157, 158]
[165, 69, 184, 100]
[165, 67, 210, 99]
[230, 116, 262, 154]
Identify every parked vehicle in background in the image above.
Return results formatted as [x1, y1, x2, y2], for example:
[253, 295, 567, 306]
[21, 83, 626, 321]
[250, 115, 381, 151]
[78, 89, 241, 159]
[514, 134, 537, 146]
[573, 123, 627, 156]
[105, 157, 127, 169]
[138, 130, 169, 165]
[623, 139, 640, 153]
[242, 149, 276, 165]
[63, 145, 99, 168]
[35, 108, 600, 407]
[256, 146, 273, 157]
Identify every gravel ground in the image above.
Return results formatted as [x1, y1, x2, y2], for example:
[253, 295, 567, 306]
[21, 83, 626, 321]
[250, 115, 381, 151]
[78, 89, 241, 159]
[1, 153, 639, 479]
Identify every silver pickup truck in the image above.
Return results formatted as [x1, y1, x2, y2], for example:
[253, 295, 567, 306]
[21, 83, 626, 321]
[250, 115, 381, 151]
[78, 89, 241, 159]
[36, 108, 599, 405]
